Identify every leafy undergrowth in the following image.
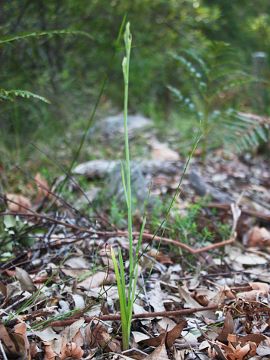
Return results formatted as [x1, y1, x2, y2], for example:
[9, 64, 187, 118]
[1, 148, 270, 360]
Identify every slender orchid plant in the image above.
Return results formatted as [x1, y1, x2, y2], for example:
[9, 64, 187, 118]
[111, 23, 146, 350]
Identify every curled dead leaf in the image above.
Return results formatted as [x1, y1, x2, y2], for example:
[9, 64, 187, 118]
[216, 312, 234, 343]
[141, 320, 187, 348]
[219, 334, 257, 360]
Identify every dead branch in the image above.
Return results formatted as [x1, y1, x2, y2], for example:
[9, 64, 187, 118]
[0, 209, 235, 254]
[45, 305, 218, 327]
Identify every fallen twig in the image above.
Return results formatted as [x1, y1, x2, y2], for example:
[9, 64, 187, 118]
[0, 210, 235, 254]
[46, 305, 218, 327]
[206, 202, 270, 222]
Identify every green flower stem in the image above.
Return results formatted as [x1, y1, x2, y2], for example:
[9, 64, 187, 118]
[111, 22, 139, 351]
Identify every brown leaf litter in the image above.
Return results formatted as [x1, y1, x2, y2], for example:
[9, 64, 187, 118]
[1, 150, 270, 359]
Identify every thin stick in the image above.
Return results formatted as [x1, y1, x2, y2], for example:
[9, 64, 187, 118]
[0, 207, 236, 254]
[44, 305, 219, 327]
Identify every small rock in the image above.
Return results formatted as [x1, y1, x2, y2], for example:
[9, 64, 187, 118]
[105, 163, 153, 210]
[73, 159, 181, 179]
[89, 113, 153, 139]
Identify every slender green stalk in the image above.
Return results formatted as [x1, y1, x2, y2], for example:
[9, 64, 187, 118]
[122, 23, 133, 280]
[111, 22, 143, 351]
[112, 24, 203, 350]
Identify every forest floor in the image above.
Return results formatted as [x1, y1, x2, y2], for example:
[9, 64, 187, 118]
[1, 113, 270, 360]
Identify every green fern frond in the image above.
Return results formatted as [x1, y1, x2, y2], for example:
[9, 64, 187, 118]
[0, 89, 50, 103]
[181, 49, 209, 75]
[167, 85, 199, 117]
[0, 29, 93, 45]
[170, 52, 206, 91]
[169, 44, 266, 156]
[224, 111, 270, 151]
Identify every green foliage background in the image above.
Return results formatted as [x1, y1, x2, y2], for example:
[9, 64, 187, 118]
[1, 0, 270, 156]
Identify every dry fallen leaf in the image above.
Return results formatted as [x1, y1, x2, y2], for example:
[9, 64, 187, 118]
[257, 338, 270, 356]
[147, 282, 166, 312]
[61, 318, 85, 344]
[0, 322, 28, 359]
[132, 331, 150, 343]
[14, 323, 30, 359]
[34, 172, 50, 203]
[150, 140, 180, 161]
[147, 249, 173, 265]
[250, 282, 270, 293]
[0, 281, 7, 298]
[216, 311, 234, 343]
[60, 342, 84, 360]
[62, 256, 91, 278]
[33, 327, 61, 342]
[0, 322, 18, 355]
[44, 342, 57, 360]
[78, 271, 114, 289]
[237, 282, 269, 301]
[29, 341, 39, 358]
[166, 320, 187, 348]
[6, 193, 32, 213]
[178, 286, 215, 319]
[85, 322, 121, 353]
[158, 318, 176, 332]
[207, 286, 235, 307]
[141, 320, 187, 348]
[218, 334, 257, 360]
[245, 226, 270, 248]
[15, 267, 37, 293]
[233, 252, 268, 265]
[42, 319, 85, 360]
[143, 343, 169, 360]
[122, 348, 148, 359]
[239, 333, 266, 346]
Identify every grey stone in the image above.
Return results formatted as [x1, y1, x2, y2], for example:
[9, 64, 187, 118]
[106, 163, 150, 208]
[73, 160, 118, 178]
[73, 159, 181, 179]
[89, 113, 153, 139]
